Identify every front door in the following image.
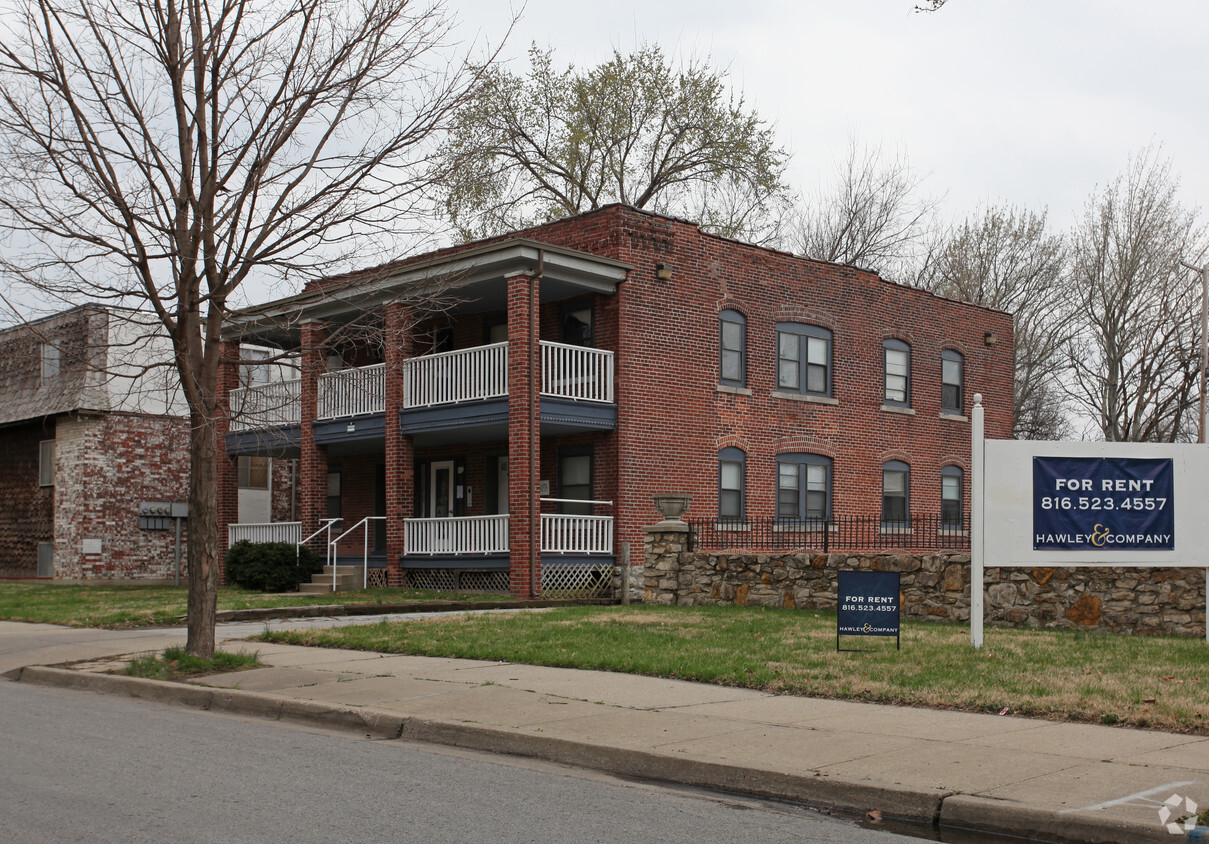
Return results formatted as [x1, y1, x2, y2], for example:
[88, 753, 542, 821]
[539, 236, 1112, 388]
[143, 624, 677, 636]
[496, 457, 509, 515]
[430, 460, 455, 518]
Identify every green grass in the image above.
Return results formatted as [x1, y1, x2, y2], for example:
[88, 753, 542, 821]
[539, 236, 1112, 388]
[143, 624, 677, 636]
[0, 582, 514, 629]
[260, 604, 1209, 734]
[124, 646, 261, 681]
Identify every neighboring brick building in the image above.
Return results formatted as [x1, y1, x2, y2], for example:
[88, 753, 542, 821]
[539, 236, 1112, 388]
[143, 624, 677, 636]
[220, 205, 1014, 596]
[0, 305, 192, 580]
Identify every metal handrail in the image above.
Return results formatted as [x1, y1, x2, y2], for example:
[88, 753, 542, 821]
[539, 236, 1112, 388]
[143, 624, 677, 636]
[297, 518, 341, 574]
[329, 516, 386, 589]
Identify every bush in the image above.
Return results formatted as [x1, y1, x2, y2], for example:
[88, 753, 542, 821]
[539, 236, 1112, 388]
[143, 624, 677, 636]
[225, 541, 323, 592]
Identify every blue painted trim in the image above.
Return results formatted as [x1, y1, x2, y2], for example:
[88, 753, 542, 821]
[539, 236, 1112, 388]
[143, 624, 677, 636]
[398, 398, 509, 435]
[540, 397, 617, 430]
[400, 553, 510, 570]
[313, 413, 386, 445]
[541, 555, 617, 567]
[334, 554, 388, 569]
[224, 425, 301, 456]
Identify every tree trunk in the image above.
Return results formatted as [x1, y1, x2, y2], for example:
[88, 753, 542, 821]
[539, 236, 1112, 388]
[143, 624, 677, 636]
[185, 408, 219, 659]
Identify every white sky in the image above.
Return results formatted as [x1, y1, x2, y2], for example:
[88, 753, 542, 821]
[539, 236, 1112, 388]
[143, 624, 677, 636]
[453, 0, 1209, 230]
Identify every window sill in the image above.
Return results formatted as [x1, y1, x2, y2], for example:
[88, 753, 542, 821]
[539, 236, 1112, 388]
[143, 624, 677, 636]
[939, 412, 968, 422]
[771, 391, 838, 406]
[880, 404, 916, 416]
[772, 523, 836, 532]
[880, 526, 915, 535]
[936, 529, 969, 537]
[716, 384, 752, 396]
[714, 522, 750, 531]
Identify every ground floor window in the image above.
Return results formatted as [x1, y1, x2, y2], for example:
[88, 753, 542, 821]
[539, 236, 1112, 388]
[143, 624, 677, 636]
[777, 453, 831, 521]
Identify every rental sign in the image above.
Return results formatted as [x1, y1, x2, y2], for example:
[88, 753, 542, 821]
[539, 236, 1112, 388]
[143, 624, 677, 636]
[1032, 457, 1174, 551]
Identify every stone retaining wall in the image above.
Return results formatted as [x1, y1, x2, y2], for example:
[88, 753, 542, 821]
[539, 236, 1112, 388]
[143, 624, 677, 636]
[642, 530, 1208, 637]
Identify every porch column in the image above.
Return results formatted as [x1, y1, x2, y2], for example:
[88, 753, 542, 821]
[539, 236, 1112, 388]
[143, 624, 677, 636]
[215, 339, 241, 583]
[383, 303, 413, 586]
[298, 322, 328, 543]
[507, 271, 541, 598]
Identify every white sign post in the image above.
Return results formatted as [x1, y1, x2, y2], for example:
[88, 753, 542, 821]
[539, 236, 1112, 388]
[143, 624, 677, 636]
[970, 395, 1209, 648]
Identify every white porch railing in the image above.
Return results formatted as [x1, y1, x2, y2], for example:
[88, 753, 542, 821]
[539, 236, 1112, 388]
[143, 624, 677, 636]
[405, 514, 510, 555]
[541, 513, 614, 554]
[402, 342, 508, 408]
[318, 363, 385, 419]
[402, 514, 614, 556]
[228, 521, 302, 545]
[228, 379, 301, 431]
[540, 341, 614, 403]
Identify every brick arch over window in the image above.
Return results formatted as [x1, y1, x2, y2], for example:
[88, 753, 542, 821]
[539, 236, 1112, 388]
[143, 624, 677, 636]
[775, 436, 836, 459]
[772, 306, 835, 331]
[715, 434, 752, 452]
[876, 449, 912, 465]
[936, 454, 970, 471]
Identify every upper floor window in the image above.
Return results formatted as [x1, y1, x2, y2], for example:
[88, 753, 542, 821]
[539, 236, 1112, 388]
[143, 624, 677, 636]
[883, 339, 910, 406]
[39, 439, 55, 487]
[776, 323, 831, 397]
[777, 453, 831, 522]
[941, 465, 963, 528]
[719, 310, 746, 387]
[942, 349, 964, 413]
[238, 456, 270, 490]
[882, 460, 910, 525]
[40, 342, 60, 382]
[718, 447, 746, 522]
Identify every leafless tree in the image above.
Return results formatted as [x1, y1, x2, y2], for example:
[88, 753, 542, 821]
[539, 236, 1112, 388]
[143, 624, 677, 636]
[921, 204, 1071, 439]
[0, 0, 497, 656]
[437, 43, 792, 243]
[1064, 147, 1207, 442]
[788, 138, 941, 283]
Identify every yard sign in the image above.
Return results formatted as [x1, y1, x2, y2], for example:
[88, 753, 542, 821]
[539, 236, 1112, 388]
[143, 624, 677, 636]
[970, 395, 1209, 647]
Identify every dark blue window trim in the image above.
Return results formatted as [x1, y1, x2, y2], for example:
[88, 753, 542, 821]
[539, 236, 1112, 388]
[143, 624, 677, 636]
[718, 447, 746, 521]
[942, 348, 964, 413]
[883, 338, 911, 407]
[882, 460, 910, 524]
[776, 452, 832, 521]
[776, 323, 832, 397]
[719, 310, 746, 387]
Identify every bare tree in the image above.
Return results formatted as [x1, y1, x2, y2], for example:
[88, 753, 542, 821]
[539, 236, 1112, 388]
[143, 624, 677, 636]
[0, 0, 495, 656]
[437, 43, 791, 242]
[921, 204, 1071, 439]
[789, 138, 940, 283]
[1064, 147, 1206, 442]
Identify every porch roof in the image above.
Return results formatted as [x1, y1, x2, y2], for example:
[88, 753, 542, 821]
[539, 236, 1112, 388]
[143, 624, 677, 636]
[224, 239, 631, 347]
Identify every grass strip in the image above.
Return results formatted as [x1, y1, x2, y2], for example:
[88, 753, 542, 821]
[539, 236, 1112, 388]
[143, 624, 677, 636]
[0, 583, 512, 629]
[260, 603, 1209, 734]
[123, 646, 261, 681]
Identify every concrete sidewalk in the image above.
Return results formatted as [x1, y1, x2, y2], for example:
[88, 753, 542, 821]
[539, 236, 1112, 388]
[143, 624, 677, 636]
[5, 619, 1209, 843]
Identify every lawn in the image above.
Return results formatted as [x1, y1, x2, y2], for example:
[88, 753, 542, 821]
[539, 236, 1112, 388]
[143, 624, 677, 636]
[261, 603, 1209, 734]
[0, 582, 512, 629]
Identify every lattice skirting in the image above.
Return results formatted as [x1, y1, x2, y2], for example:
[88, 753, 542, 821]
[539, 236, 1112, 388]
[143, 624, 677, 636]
[542, 562, 613, 598]
[366, 568, 389, 588]
[405, 568, 510, 593]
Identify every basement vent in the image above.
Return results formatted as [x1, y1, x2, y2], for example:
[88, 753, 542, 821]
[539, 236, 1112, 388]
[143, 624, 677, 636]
[37, 542, 54, 577]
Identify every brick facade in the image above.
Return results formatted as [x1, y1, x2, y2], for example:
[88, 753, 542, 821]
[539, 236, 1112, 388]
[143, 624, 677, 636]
[0, 419, 56, 576]
[220, 205, 1014, 595]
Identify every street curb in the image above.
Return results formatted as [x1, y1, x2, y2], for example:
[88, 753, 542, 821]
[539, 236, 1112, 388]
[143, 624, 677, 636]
[213, 598, 613, 623]
[12, 665, 1176, 843]
[940, 794, 1173, 844]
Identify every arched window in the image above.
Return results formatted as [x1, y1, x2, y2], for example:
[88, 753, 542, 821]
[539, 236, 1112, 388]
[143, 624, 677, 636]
[719, 310, 746, 387]
[941, 465, 964, 528]
[883, 339, 911, 406]
[942, 349, 964, 413]
[882, 460, 910, 525]
[718, 447, 746, 521]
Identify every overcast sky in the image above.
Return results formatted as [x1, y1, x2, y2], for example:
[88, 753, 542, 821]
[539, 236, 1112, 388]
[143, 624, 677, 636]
[455, 0, 1209, 231]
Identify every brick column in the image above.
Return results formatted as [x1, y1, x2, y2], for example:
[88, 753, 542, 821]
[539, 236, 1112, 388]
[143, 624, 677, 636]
[507, 272, 541, 598]
[298, 322, 328, 543]
[383, 303, 413, 586]
[215, 339, 241, 583]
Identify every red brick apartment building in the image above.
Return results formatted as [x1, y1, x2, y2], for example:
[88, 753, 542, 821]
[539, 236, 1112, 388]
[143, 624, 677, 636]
[0, 305, 190, 580]
[219, 205, 1014, 596]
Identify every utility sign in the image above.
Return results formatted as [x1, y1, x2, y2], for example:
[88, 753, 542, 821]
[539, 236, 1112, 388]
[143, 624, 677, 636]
[1033, 457, 1174, 551]
[837, 570, 900, 651]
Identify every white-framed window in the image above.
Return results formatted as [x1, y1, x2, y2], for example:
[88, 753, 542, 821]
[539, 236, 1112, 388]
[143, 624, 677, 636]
[39, 439, 56, 487]
[40, 342, 60, 381]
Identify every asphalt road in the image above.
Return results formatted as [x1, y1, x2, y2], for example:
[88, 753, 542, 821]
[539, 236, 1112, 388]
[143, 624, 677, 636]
[0, 681, 924, 843]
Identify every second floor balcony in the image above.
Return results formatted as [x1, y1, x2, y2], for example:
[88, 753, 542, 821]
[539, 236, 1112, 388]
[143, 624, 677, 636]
[226, 340, 616, 439]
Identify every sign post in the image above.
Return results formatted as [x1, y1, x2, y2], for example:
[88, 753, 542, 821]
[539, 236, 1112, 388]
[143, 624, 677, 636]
[837, 570, 901, 651]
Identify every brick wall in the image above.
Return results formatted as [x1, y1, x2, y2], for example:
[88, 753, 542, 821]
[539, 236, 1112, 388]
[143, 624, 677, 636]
[52, 412, 190, 580]
[0, 419, 56, 576]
